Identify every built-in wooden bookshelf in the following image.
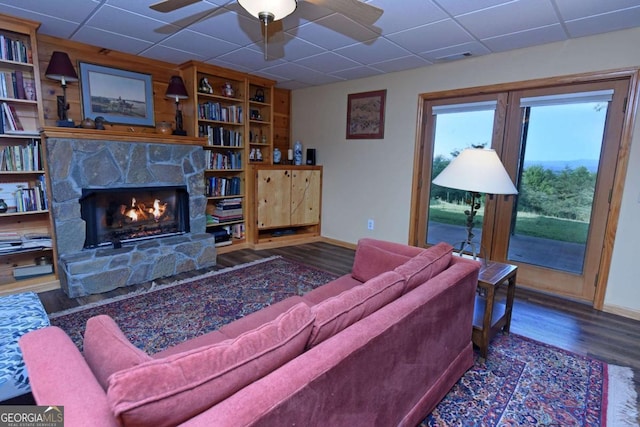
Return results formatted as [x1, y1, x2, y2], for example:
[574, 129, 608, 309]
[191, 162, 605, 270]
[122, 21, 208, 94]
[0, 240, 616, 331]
[179, 61, 275, 253]
[0, 14, 57, 296]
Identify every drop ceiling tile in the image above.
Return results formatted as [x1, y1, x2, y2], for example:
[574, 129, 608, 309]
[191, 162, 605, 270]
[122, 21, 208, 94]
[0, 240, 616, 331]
[330, 66, 384, 81]
[85, 5, 169, 43]
[565, 6, 640, 38]
[368, 0, 448, 34]
[419, 41, 491, 62]
[188, 8, 262, 46]
[271, 35, 326, 61]
[103, 0, 227, 23]
[432, 0, 514, 16]
[140, 44, 204, 64]
[370, 55, 432, 73]
[294, 51, 361, 73]
[0, 5, 81, 38]
[161, 29, 240, 58]
[554, 0, 640, 21]
[0, 0, 99, 22]
[482, 24, 568, 52]
[386, 19, 474, 54]
[455, 0, 560, 40]
[335, 37, 412, 64]
[261, 62, 343, 85]
[72, 26, 153, 55]
[293, 14, 380, 50]
[217, 47, 286, 70]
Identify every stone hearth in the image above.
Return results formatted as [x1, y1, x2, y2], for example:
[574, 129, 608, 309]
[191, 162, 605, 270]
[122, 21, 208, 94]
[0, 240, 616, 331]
[45, 134, 217, 297]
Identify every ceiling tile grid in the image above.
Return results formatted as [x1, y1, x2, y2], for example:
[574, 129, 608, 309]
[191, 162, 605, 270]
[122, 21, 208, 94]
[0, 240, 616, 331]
[0, 0, 638, 89]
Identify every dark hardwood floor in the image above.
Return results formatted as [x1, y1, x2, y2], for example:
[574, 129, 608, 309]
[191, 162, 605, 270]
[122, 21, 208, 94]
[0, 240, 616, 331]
[37, 241, 640, 417]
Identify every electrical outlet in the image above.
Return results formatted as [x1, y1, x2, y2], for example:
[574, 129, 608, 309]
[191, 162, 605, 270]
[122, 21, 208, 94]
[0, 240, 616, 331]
[367, 219, 374, 230]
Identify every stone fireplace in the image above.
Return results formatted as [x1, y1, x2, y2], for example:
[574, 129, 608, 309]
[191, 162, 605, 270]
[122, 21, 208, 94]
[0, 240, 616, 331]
[45, 132, 217, 297]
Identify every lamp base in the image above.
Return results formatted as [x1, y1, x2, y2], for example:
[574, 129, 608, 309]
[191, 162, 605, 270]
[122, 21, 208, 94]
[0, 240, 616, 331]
[172, 129, 187, 136]
[56, 120, 75, 127]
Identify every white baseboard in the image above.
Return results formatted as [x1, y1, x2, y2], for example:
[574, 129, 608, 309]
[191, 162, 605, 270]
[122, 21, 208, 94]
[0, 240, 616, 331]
[602, 303, 640, 321]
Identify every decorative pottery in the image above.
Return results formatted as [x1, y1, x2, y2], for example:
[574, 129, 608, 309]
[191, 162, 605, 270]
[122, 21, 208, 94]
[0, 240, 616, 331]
[273, 148, 282, 164]
[294, 141, 303, 165]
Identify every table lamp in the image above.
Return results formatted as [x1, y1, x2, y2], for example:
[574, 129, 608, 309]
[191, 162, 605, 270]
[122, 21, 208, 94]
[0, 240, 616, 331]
[165, 76, 189, 136]
[432, 147, 518, 259]
[45, 51, 78, 127]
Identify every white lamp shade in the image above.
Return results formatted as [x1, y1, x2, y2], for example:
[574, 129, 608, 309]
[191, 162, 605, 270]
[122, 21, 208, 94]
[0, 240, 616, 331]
[432, 148, 518, 195]
[238, 0, 297, 20]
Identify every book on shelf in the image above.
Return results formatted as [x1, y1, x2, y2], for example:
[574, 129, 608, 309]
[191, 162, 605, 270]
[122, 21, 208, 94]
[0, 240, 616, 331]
[0, 178, 48, 213]
[1, 102, 24, 131]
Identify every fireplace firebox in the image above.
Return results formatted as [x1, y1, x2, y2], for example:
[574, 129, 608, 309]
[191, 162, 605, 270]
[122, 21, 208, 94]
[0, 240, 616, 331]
[80, 186, 190, 248]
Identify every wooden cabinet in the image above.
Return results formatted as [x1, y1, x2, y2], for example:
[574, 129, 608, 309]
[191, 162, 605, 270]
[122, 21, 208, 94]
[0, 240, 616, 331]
[253, 165, 322, 247]
[0, 15, 57, 295]
[179, 61, 276, 252]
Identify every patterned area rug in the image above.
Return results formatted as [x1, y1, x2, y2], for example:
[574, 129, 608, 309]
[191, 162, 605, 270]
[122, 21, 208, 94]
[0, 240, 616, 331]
[423, 333, 639, 427]
[49, 256, 337, 353]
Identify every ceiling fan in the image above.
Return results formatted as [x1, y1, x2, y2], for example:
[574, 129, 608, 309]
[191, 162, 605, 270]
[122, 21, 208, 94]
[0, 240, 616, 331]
[150, 0, 384, 59]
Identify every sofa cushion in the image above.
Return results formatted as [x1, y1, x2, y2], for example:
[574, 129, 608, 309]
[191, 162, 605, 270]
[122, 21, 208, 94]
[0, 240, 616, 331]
[351, 238, 424, 282]
[394, 242, 453, 293]
[307, 271, 405, 349]
[107, 303, 314, 427]
[302, 274, 361, 305]
[83, 315, 152, 390]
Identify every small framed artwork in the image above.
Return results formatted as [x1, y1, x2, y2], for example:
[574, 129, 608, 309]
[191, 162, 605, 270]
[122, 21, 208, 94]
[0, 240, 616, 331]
[79, 62, 154, 126]
[346, 89, 386, 139]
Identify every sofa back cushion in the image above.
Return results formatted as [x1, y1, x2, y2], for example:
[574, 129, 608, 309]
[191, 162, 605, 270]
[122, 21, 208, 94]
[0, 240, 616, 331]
[351, 238, 424, 282]
[83, 315, 152, 390]
[107, 303, 314, 427]
[394, 242, 453, 293]
[307, 271, 405, 349]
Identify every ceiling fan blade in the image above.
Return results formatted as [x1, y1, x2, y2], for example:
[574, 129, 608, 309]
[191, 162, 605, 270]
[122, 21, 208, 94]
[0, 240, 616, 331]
[305, 0, 383, 26]
[150, 0, 202, 13]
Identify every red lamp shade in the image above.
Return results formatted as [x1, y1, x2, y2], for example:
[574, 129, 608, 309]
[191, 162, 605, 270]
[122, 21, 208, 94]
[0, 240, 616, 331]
[45, 51, 78, 84]
[165, 76, 189, 101]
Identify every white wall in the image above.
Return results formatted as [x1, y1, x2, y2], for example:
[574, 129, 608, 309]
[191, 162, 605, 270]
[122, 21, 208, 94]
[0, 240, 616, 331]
[291, 27, 640, 317]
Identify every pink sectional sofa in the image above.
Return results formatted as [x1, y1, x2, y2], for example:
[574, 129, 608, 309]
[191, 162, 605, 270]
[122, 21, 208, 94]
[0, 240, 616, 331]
[19, 239, 480, 427]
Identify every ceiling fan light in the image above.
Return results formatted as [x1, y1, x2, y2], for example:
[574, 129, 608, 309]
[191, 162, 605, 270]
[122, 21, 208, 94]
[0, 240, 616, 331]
[238, 0, 297, 21]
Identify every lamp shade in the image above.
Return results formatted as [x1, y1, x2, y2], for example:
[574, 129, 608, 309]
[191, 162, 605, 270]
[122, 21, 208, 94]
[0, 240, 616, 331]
[432, 148, 518, 195]
[45, 51, 78, 83]
[238, 0, 297, 20]
[165, 76, 189, 100]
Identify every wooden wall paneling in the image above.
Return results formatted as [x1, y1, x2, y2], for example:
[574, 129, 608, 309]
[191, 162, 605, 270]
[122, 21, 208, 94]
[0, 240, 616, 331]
[36, 35, 180, 132]
[273, 88, 290, 153]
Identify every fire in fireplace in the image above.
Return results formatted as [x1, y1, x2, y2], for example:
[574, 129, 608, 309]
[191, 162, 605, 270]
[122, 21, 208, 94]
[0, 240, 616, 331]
[80, 186, 190, 248]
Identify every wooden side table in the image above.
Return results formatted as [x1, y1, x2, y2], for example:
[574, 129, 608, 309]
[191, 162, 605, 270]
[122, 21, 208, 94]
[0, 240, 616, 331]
[472, 260, 517, 359]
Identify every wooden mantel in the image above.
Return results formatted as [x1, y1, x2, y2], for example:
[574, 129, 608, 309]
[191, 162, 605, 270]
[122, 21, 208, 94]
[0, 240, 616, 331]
[40, 127, 206, 146]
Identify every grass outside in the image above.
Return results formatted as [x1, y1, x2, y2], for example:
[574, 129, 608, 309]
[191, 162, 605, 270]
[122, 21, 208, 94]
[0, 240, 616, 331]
[429, 201, 588, 244]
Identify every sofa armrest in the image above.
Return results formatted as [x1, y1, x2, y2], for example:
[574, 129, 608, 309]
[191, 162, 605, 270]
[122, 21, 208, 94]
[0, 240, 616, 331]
[19, 327, 118, 427]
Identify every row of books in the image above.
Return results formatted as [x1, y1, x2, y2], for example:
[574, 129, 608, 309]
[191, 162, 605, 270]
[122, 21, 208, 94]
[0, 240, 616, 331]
[205, 150, 242, 170]
[200, 125, 243, 147]
[0, 34, 31, 64]
[1, 102, 25, 133]
[0, 178, 48, 213]
[205, 176, 242, 197]
[0, 139, 42, 171]
[198, 102, 243, 123]
[0, 70, 35, 100]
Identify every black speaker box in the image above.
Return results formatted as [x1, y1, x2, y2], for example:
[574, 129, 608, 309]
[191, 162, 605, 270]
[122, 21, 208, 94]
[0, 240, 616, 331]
[306, 148, 316, 165]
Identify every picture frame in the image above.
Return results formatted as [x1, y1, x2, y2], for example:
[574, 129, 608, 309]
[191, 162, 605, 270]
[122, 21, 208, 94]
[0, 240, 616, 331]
[346, 89, 386, 139]
[79, 62, 154, 126]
